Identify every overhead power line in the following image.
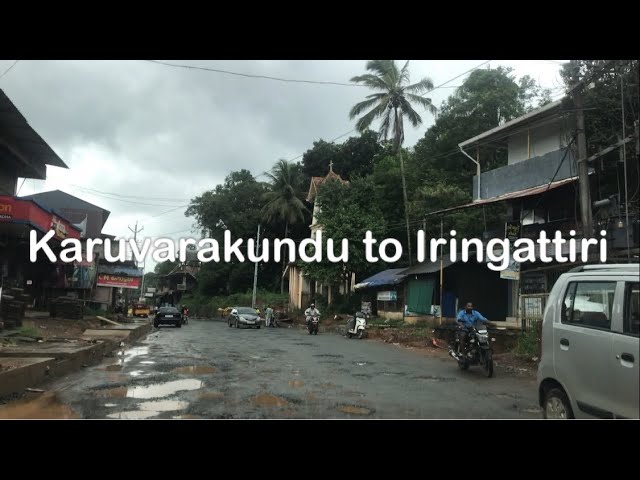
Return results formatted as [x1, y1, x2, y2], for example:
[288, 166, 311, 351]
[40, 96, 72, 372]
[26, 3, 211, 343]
[145, 60, 365, 87]
[0, 60, 19, 80]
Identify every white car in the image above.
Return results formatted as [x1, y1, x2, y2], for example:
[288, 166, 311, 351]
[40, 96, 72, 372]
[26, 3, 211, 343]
[537, 264, 639, 419]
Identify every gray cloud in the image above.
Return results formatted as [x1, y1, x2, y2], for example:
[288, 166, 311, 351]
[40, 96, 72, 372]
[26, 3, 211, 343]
[1, 59, 564, 269]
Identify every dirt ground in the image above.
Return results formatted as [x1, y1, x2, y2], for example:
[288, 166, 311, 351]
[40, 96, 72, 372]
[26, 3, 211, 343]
[14, 317, 103, 341]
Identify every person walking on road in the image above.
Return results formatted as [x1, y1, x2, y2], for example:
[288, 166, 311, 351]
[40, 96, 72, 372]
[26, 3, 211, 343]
[265, 305, 275, 327]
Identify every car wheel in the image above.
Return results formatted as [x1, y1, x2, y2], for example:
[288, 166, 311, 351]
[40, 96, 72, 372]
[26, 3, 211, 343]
[543, 387, 574, 419]
[235, 319, 239, 328]
[228, 320, 232, 327]
[176, 321, 182, 328]
[154, 321, 159, 328]
[256, 325, 261, 329]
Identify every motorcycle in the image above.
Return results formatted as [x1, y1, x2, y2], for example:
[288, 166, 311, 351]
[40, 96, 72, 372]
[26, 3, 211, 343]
[182, 313, 188, 325]
[307, 315, 319, 335]
[448, 324, 494, 378]
[345, 312, 367, 339]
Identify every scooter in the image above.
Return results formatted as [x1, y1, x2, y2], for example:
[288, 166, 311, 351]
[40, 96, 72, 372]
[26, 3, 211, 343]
[307, 315, 319, 335]
[346, 312, 367, 339]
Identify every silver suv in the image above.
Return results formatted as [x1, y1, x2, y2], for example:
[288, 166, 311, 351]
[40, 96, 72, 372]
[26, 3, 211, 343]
[537, 264, 639, 419]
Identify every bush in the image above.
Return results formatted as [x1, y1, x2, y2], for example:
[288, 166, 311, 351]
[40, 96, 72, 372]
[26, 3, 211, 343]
[513, 325, 540, 358]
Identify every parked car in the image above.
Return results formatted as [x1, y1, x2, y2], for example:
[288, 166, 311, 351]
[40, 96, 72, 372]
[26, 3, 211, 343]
[228, 306, 261, 329]
[537, 263, 639, 419]
[154, 306, 182, 328]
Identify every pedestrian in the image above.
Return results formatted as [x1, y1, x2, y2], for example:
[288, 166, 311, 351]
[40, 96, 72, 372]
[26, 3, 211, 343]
[265, 305, 274, 327]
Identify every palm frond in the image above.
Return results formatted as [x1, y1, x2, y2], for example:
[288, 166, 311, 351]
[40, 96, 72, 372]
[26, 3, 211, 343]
[366, 60, 398, 87]
[349, 97, 382, 119]
[399, 60, 411, 85]
[399, 97, 423, 127]
[405, 93, 438, 116]
[355, 102, 388, 133]
[405, 77, 435, 95]
[350, 74, 389, 91]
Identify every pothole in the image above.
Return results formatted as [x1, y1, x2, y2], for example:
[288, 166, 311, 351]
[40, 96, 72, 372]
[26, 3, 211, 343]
[336, 405, 373, 416]
[251, 394, 289, 407]
[199, 392, 225, 400]
[413, 375, 456, 382]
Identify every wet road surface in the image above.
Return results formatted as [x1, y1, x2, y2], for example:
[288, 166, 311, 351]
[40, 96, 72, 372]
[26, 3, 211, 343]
[1, 319, 542, 419]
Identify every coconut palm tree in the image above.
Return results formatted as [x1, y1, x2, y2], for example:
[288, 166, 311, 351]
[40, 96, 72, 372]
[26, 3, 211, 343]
[261, 159, 309, 293]
[349, 60, 437, 265]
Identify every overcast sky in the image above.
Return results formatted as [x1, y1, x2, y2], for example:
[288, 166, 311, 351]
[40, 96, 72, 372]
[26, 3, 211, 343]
[0, 60, 566, 271]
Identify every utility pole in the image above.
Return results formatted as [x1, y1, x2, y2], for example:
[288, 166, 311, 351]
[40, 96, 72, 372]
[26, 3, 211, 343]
[620, 72, 631, 263]
[439, 217, 444, 325]
[571, 60, 593, 238]
[128, 221, 144, 266]
[252, 224, 261, 309]
[128, 221, 144, 305]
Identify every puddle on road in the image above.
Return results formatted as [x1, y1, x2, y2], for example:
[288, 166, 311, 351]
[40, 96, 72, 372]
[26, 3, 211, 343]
[107, 410, 158, 419]
[199, 392, 224, 400]
[104, 364, 123, 371]
[106, 399, 189, 419]
[129, 370, 145, 377]
[251, 393, 289, 408]
[171, 365, 217, 375]
[123, 346, 149, 363]
[0, 393, 79, 419]
[139, 400, 189, 411]
[140, 361, 156, 365]
[105, 403, 118, 408]
[336, 405, 373, 416]
[288, 380, 305, 388]
[126, 379, 203, 399]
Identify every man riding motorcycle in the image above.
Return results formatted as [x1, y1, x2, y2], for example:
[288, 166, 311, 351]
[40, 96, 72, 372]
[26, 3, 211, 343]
[304, 303, 320, 325]
[456, 302, 488, 355]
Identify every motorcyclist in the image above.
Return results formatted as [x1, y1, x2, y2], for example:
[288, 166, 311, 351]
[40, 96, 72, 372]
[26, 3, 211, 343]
[304, 303, 320, 325]
[456, 302, 488, 355]
[181, 304, 189, 323]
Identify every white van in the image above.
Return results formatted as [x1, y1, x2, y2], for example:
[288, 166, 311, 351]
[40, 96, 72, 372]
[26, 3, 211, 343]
[537, 264, 639, 419]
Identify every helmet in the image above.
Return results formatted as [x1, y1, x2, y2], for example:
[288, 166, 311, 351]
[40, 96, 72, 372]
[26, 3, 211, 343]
[356, 312, 365, 318]
[310, 303, 315, 308]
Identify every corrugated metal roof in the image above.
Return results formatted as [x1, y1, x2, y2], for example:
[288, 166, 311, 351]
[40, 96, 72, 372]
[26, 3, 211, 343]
[0, 88, 68, 169]
[401, 258, 457, 275]
[425, 176, 578, 217]
[354, 268, 408, 290]
[97, 264, 144, 277]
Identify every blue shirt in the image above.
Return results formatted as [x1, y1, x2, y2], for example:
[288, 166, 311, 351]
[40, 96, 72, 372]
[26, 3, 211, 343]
[456, 310, 488, 328]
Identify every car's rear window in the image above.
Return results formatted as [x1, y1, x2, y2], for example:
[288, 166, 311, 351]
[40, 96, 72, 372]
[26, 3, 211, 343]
[160, 307, 179, 314]
[236, 307, 258, 315]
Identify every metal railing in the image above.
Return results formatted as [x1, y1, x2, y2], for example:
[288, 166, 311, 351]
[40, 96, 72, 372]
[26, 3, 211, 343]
[520, 293, 549, 331]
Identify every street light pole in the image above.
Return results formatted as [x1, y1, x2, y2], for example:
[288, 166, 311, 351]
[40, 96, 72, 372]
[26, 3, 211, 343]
[252, 224, 261, 309]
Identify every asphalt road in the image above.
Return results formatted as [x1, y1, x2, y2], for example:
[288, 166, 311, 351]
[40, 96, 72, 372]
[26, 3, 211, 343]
[18, 319, 542, 419]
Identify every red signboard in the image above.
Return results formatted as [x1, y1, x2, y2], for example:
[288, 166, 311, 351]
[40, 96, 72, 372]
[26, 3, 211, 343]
[96, 274, 141, 289]
[0, 196, 80, 240]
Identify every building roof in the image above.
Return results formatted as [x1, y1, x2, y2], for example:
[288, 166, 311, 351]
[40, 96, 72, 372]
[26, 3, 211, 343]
[306, 165, 348, 203]
[0, 88, 68, 178]
[354, 268, 408, 290]
[21, 190, 111, 234]
[425, 176, 578, 217]
[401, 258, 457, 276]
[459, 98, 569, 149]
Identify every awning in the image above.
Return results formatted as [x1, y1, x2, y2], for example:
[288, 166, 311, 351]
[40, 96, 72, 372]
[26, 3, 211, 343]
[401, 258, 457, 276]
[97, 263, 144, 277]
[354, 268, 408, 291]
[0, 195, 81, 240]
[0, 88, 68, 178]
[424, 176, 578, 217]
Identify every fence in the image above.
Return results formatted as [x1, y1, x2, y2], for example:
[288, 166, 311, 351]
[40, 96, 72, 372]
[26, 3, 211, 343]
[519, 293, 548, 331]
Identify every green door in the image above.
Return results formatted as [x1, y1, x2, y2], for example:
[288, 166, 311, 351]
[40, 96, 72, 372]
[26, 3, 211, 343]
[407, 278, 434, 314]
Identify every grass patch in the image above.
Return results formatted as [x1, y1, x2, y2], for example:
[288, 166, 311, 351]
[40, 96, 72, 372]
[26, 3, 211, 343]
[512, 327, 539, 358]
[17, 327, 41, 339]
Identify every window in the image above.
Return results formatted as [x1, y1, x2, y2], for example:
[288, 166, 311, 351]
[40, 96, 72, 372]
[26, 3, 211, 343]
[624, 282, 639, 336]
[562, 281, 616, 330]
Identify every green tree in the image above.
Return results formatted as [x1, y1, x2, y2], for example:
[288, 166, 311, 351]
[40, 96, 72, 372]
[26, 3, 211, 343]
[261, 159, 309, 293]
[349, 60, 437, 264]
[301, 177, 386, 295]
